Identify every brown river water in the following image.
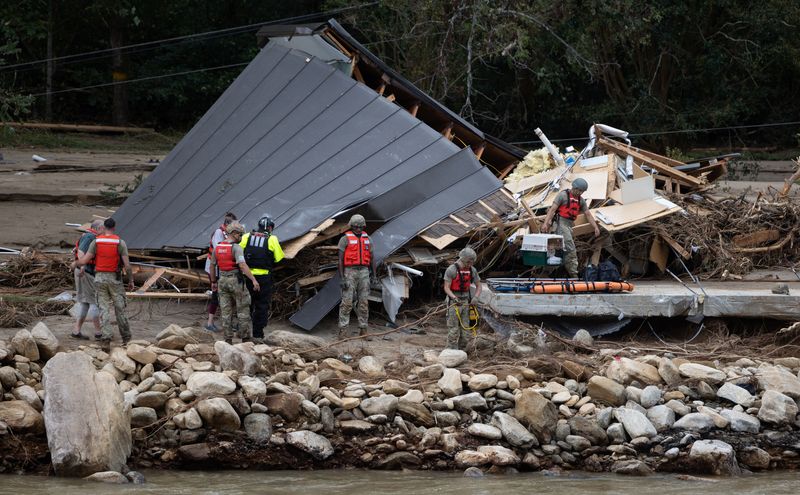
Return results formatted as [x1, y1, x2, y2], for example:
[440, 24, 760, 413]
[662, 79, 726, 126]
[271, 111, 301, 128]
[0, 470, 798, 494]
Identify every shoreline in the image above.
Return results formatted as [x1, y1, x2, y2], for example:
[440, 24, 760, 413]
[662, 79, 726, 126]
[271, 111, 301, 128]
[1, 322, 799, 480]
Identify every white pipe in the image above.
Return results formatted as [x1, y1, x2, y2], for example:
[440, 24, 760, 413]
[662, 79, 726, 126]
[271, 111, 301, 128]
[534, 128, 566, 168]
[389, 262, 423, 277]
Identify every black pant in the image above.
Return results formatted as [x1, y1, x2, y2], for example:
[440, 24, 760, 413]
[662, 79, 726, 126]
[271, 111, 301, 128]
[246, 274, 273, 338]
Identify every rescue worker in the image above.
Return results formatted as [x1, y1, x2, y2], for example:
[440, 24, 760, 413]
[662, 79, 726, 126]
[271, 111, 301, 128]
[337, 214, 374, 339]
[443, 247, 482, 350]
[240, 215, 284, 342]
[205, 211, 237, 332]
[76, 218, 133, 351]
[69, 219, 103, 340]
[541, 177, 601, 278]
[209, 222, 260, 344]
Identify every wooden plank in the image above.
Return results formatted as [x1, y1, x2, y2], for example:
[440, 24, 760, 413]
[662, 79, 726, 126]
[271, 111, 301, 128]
[598, 138, 703, 186]
[282, 218, 337, 259]
[409, 102, 420, 117]
[731, 231, 795, 253]
[419, 233, 460, 250]
[448, 214, 469, 228]
[658, 231, 690, 260]
[478, 199, 498, 216]
[136, 268, 166, 293]
[297, 271, 335, 287]
[733, 229, 781, 248]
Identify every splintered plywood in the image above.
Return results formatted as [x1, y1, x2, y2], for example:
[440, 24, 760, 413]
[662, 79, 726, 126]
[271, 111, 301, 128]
[407, 247, 438, 265]
[594, 199, 668, 226]
[566, 169, 609, 201]
[621, 175, 655, 204]
[282, 218, 336, 259]
[505, 166, 566, 194]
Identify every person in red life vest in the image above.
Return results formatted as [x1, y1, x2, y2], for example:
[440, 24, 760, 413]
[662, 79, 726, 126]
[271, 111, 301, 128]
[443, 247, 482, 350]
[76, 217, 134, 351]
[209, 222, 260, 344]
[337, 214, 374, 339]
[541, 177, 601, 278]
[204, 211, 237, 332]
[68, 219, 104, 340]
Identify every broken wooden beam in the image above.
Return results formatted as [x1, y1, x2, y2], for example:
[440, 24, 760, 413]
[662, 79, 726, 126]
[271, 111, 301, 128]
[733, 229, 781, 248]
[598, 138, 704, 186]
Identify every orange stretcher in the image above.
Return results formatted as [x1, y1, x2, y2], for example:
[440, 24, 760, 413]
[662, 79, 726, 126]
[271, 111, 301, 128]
[530, 280, 634, 294]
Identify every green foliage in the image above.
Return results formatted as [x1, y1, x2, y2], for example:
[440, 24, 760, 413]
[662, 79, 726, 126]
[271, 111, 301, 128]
[100, 172, 144, 203]
[0, 21, 32, 121]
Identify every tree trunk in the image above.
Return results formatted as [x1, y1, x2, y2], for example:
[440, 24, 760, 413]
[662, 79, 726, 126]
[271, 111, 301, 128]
[110, 16, 128, 126]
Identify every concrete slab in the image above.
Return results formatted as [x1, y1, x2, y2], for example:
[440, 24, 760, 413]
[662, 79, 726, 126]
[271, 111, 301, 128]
[484, 280, 800, 320]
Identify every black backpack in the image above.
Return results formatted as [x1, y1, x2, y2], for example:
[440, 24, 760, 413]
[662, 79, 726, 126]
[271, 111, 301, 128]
[598, 260, 622, 282]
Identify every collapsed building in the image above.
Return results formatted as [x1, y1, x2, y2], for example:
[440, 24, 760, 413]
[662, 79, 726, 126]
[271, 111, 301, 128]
[112, 19, 800, 331]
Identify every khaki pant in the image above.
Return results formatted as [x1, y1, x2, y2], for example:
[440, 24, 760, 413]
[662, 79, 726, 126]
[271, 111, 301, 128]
[339, 266, 370, 329]
[94, 272, 131, 342]
[219, 274, 252, 341]
[446, 295, 471, 350]
[553, 219, 578, 278]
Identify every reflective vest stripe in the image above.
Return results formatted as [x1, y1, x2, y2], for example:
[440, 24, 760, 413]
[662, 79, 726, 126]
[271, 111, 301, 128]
[95, 234, 121, 272]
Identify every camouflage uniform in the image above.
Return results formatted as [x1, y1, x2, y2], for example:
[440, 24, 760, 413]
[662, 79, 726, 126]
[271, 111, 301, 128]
[94, 271, 131, 342]
[218, 274, 252, 341]
[339, 266, 370, 330]
[446, 295, 472, 350]
[553, 219, 578, 278]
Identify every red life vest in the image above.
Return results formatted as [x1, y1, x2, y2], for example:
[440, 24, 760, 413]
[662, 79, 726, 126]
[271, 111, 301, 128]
[342, 231, 371, 267]
[449, 264, 474, 293]
[95, 234, 121, 272]
[557, 191, 581, 220]
[214, 241, 237, 272]
[208, 224, 226, 255]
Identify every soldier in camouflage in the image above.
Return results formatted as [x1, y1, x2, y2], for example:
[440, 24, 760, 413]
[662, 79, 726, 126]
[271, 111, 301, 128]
[337, 214, 374, 339]
[209, 222, 260, 344]
[443, 247, 481, 350]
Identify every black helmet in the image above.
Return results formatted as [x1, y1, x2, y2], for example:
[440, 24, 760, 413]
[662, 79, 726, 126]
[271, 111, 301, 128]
[257, 215, 274, 232]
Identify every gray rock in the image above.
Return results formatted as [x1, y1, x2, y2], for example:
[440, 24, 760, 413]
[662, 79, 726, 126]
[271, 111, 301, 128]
[30, 322, 59, 360]
[196, 398, 241, 432]
[286, 430, 334, 460]
[358, 356, 385, 377]
[468, 373, 498, 391]
[130, 407, 157, 428]
[613, 407, 656, 438]
[11, 329, 39, 361]
[42, 352, 130, 477]
[596, 407, 613, 429]
[658, 358, 681, 385]
[244, 413, 272, 443]
[438, 349, 468, 368]
[179, 443, 211, 461]
[720, 409, 760, 433]
[301, 400, 321, 421]
[607, 423, 626, 443]
[514, 389, 557, 442]
[678, 363, 726, 384]
[438, 368, 463, 397]
[126, 344, 157, 365]
[133, 391, 168, 409]
[608, 358, 662, 385]
[587, 376, 626, 406]
[264, 330, 335, 361]
[639, 386, 662, 408]
[555, 420, 570, 441]
[646, 405, 675, 432]
[491, 411, 537, 448]
[109, 347, 136, 375]
[456, 450, 490, 467]
[716, 382, 755, 407]
[572, 329, 593, 347]
[376, 452, 421, 469]
[565, 435, 591, 451]
[463, 466, 484, 477]
[0, 366, 18, 389]
[340, 419, 375, 434]
[262, 393, 304, 421]
[625, 386, 642, 404]
[756, 364, 800, 399]
[451, 392, 487, 412]
[738, 446, 770, 470]
[568, 416, 607, 445]
[238, 376, 267, 402]
[673, 412, 716, 432]
[665, 399, 690, 416]
[84, 471, 129, 483]
[433, 411, 460, 427]
[611, 459, 653, 476]
[214, 341, 261, 375]
[0, 400, 44, 433]
[173, 408, 203, 430]
[321, 406, 335, 434]
[383, 379, 411, 395]
[397, 399, 434, 427]
[126, 471, 146, 484]
[689, 439, 740, 476]
[758, 390, 798, 425]
[467, 423, 503, 440]
[186, 372, 237, 397]
[11, 384, 42, 411]
[477, 445, 520, 465]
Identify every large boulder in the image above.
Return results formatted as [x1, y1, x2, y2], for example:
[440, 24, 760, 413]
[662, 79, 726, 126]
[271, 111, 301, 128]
[758, 390, 798, 425]
[243, 413, 272, 443]
[126, 343, 157, 365]
[514, 389, 557, 442]
[721, 409, 760, 433]
[11, 329, 39, 361]
[196, 398, 241, 432]
[438, 368, 462, 397]
[286, 430, 334, 460]
[12, 384, 43, 411]
[186, 372, 237, 397]
[397, 399, 434, 427]
[358, 356, 385, 377]
[264, 330, 335, 360]
[491, 411, 537, 448]
[109, 347, 136, 375]
[214, 341, 261, 375]
[42, 352, 131, 477]
[568, 416, 608, 445]
[607, 358, 661, 385]
[613, 407, 656, 438]
[678, 363, 726, 384]
[438, 349, 468, 368]
[261, 393, 304, 421]
[673, 412, 716, 432]
[689, 439, 741, 476]
[645, 405, 675, 432]
[0, 400, 44, 433]
[716, 382, 755, 407]
[587, 376, 626, 406]
[30, 322, 59, 360]
[756, 365, 800, 399]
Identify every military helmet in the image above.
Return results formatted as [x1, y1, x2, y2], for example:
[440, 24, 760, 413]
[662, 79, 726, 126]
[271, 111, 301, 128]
[227, 222, 245, 235]
[348, 214, 366, 228]
[458, 247, 477, 262]
[257, 215, 274, 232]
[572, 177, 589, 191]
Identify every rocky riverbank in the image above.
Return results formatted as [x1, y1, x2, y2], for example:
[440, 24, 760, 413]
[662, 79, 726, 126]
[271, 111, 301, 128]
[1, 322, 799, 481]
